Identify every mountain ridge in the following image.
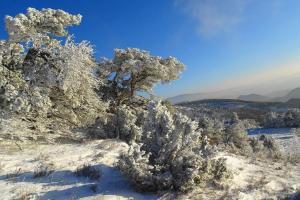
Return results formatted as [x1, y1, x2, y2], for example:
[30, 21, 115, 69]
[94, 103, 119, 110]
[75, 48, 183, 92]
[167, 87, 300, 104]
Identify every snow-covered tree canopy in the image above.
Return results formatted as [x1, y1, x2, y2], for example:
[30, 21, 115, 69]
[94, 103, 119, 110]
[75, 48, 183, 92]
[99, 48, 185, 104]
[0, 40, 24, 70]
[5, 7, 82, 45]
[0, 8, 107, 128]
[1, 7, 186, 129]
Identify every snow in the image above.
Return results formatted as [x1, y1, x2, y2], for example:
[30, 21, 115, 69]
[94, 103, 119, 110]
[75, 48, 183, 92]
[220, 153, 300, 199]
[1, 132, 299, 199]
[248, 128, 300, 155]
[176, 152, 300, 200]
[0, 139, 157, 200]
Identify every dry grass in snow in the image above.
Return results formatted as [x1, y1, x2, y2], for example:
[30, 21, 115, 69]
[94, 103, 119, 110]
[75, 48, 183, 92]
[0, 137, 299, 200]
[0, 139, 157, 200]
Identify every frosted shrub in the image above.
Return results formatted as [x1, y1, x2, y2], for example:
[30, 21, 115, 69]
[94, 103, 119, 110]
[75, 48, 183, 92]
[179, 107, 277, 156]
[283, 109, 300, 127]
[198, 116, 217, 134]
[118, 101, 231, 192]
[222, 114, 282, 157]
[90, 103, 146, 141]
[198, 115, 225, 145]
[264, 109, 300, 128]
[224, 121, 248, 149]
[264, 111, 283, 128]
[222, 113, 255, 154]
[249, 137, 264, 153]
[118, 143, 158, 191]
[114, 105, 143, 143]
[249, 135, 282, 159]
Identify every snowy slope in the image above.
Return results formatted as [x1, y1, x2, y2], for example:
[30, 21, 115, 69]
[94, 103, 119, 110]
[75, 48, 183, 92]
[0, 136, 299, 200]
[0, 139, 157, 200]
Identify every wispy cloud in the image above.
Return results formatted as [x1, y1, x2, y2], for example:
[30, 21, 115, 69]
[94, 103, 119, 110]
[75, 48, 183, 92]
[175, 0, 249, 37]
[175, 0, 284, 37]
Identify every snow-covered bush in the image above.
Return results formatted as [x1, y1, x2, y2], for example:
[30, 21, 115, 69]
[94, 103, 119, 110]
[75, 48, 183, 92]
[264, 111, 283, 128]
[223, 113, 249, 149]
[113, 104, 143, 143]
[118, 101, 231, 192]
[88, 102, 146, 141]
[221, 114, 282, 158]
[178, 107, 281, 157]
[264, 109, 300, 128]
[188, 111, 250, 150]
[197, 115, 225, 145]
[283, 109, 300, 127]
[249, 135, 282, 159]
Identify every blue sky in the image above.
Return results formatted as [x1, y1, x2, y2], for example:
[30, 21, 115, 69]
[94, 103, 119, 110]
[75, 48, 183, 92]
[1, 0, 300, 98]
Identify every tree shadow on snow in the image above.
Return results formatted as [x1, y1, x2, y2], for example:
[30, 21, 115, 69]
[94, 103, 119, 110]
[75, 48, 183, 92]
[1, 164, 157, 200]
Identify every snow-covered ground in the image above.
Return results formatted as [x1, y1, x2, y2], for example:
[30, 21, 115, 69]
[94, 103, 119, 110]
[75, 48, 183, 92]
[176, 151, 300, 200]
[0, 139, 157, 200]
[218, 153, 300, 199]
[0, 133, 299, 200]
[248, 128, 300, 155]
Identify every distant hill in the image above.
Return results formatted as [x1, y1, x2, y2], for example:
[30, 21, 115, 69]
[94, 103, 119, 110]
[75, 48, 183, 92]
[239, 88, 300, 102]
[284, 87, 300, 100]
[166, 89, 236, 104]
[167, 93, 210, 104]
[166, 92, 235, 104]
[238, 94, 271, 102]
[272, 87, 300, 102]
[266, 89, 290, 98]
[167, 87, 300, 104]
[286, 98, 300, 107]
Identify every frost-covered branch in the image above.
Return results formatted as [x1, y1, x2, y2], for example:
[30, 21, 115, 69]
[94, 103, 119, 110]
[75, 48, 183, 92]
[5, 7, 81, 45]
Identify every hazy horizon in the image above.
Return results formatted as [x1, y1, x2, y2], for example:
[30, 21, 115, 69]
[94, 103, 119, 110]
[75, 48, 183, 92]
[168, 59, 300, 99]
